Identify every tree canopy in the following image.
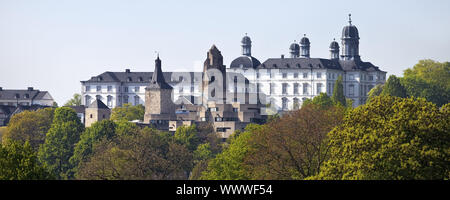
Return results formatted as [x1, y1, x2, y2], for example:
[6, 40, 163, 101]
[0, 140, 53, 180]
[313, 96, 450, 180]
[110, 103, 145, 122]
[2, 108, 54, 151]
[381, 75, 407, 98]
[38, 107, 84, 179]
[64, 93, 82, 106]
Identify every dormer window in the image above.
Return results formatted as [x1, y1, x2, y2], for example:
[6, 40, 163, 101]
[97, 76, 103, 81]
[24, 94, 30, 99]
[138, 77, 143, 82]
[127, 77, 132, 82]
[15, 94, 20, 99]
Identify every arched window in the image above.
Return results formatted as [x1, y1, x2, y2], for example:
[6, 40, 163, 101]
[293, 98, 300, 110]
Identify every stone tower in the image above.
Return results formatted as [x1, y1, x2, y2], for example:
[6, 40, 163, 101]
[144, 55, 176, 123]
[202, 45, 227, 104]
[85, 99, 111, 127]
[341, 14, 360, 61]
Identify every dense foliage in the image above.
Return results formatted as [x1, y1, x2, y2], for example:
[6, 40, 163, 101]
[110, 103, 145, 122]
[0, 140, 53, 180]
[313, 96, 450, 180]
[2, 108, 54, 151]
[37, 107, 84, 179]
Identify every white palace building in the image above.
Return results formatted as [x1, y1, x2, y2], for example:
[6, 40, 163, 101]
[81, 15, 387, 113]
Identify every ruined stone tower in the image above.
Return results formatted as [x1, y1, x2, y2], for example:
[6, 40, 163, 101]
[201, 45, 227, 104]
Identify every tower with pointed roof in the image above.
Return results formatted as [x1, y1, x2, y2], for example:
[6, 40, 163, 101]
[85, 99, 111, 127]
[144, 55, 176, 124]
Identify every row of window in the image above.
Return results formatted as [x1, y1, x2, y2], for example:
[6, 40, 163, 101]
[85, 86, 142, 93]
[268, 83, 324, 95]
[85, 95, 141, 107]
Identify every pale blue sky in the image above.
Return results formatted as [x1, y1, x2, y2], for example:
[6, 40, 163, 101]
[1, 0, 450, 104]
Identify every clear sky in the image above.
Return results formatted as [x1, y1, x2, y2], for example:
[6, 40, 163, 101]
[1, 0, 449, 105]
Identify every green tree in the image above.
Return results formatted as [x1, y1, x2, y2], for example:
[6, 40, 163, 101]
[200, 124, 263, 180]
[303, 93, 334, 109]
[70, 120, 117, 175]
[64, 93, 82, 106]
[381, 75, 407, 98]
[174, 125, 200, 152]
[332, 75, 346, 106]
[76, 128, 192, 180]
[0, 140, 53, 180]
[244, 104, 345, 180]
[401, 60, 450, 107]
[313, 96, 450, 180]
[38, 107, 84, 179]
[367, 84, 384, 102]
[110, 103, 145, 122]
[2, 108, 54, 151]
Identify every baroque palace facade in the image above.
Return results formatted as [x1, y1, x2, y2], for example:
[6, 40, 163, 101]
[81, 15, 386, 113]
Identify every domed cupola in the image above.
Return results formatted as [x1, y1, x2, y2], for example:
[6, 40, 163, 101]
[341, 14, 361, 61]
[330, 38, 340, 60]
[300, 34, 311, 58]
[230, 34, 261, 69]
[289, 40, 300, 58]
[241, 33, 252, 56]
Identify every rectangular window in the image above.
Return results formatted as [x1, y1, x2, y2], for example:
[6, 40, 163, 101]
[123, 96, 128, 104]
[135, 86, 140, 92]
[349, 74, 355, 80]
[107, 86, 112, 92]
[317, 83, 322, 94]
[349, 85, 355, 96]
[96, 86, 101, 92]
[317, 73, 322, 79]
[282, 83, 288, 95]
[294, 83, 299, 94]
[282, 73, 287, 79]
[134, 96, 140, 105]
[233, 108, 238, 112]
[270, 83, 275, 95]
[303, 73, 308, 79]
[294, 73, 298, 78]
[124, 87, 129, 93]
[179, 86, 183, 93]
[210, 107, 218, 112]
[86, 86, 90, 92]
[369, 75, 374, 81]
[303, 84, 308, 95]
[107, 96, 112, 107]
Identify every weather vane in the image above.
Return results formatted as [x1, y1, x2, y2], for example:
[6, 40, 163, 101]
[349, 14, 352, 25]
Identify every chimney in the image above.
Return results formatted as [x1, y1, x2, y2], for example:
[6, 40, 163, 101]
[281, 54, 285, 59]
[125, 69, 131, 73]
[27, 87, 34, 91]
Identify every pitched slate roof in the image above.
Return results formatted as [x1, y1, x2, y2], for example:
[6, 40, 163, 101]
[0, 88, 52, 101]
[88, 99, 109, 109]
[257, 57, 384, 72]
